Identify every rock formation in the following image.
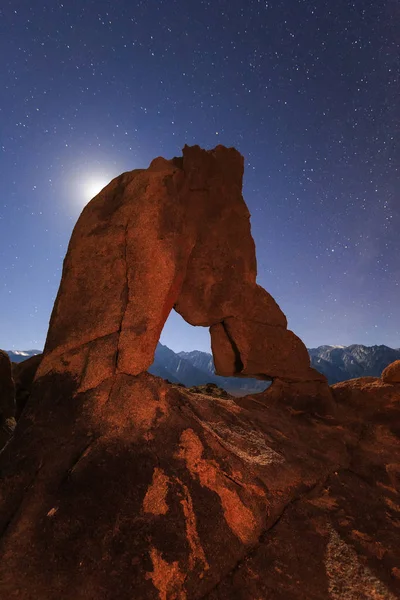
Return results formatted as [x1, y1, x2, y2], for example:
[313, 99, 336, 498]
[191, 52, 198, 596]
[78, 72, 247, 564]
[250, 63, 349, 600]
[11, 353, 42, 419]
[382, 359, 400, 384]
[0, 145, 399, 599]
[0, 349, 16, 449]
[36, 144, 325, 396]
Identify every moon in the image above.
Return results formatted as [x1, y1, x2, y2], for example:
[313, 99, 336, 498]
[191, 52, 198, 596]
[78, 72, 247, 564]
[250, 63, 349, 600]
[68, 165, 119, 212]
[83, 177, 110, 202]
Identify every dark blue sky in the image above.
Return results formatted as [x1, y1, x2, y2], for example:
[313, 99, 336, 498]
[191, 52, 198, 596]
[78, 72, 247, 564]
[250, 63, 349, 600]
[1, 0, 399, 353]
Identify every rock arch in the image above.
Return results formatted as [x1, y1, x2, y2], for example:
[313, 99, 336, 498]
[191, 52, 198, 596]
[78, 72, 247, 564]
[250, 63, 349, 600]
[37, 144, 324, 394]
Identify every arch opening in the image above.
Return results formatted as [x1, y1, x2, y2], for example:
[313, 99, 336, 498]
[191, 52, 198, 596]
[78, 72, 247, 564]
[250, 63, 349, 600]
[148, 309, 270, 397]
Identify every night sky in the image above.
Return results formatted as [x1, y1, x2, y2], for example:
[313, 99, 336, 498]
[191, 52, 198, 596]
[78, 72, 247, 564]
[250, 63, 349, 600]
[1, 0, 399, 354]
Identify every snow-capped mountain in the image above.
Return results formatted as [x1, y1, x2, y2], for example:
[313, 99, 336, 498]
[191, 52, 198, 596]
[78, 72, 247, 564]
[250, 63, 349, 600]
[308, 344, 400, 384]
[6, 350, 42, 364]
[152, 344, 269, 394]
[148, 343, 214, 387]
[177, 345, 400, 387]
[177, 350, 215, 374]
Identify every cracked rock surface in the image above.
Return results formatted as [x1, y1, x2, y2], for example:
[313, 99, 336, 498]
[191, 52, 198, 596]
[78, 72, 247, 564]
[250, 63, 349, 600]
[0, 370, 399, 599]
[0, 146, 399, 599]
[12, 353, 42, 419]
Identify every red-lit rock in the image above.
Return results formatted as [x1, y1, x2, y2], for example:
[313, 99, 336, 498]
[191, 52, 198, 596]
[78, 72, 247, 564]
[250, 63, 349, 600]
[0, 349, 15, 450]
[12, 353, 42, 419]
[1, 371, 399, 598]
[36, 144, 321, 391]
[381, 359, 400, 384]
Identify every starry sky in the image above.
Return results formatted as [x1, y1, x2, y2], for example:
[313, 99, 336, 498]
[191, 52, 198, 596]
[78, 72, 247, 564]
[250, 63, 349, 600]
[1, 0, 399, 354]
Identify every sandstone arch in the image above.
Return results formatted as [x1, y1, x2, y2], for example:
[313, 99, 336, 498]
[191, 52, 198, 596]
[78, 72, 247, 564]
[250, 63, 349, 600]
[37, 144, 324, 392]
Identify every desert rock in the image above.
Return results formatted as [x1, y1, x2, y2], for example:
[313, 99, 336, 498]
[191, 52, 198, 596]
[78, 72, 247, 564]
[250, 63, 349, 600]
[0, 349, 16, 450]
[381, 359, 400, 384]
[0, 370, 399, 598]
[12, 353, 42, 419]
[36, 144, 324, 392]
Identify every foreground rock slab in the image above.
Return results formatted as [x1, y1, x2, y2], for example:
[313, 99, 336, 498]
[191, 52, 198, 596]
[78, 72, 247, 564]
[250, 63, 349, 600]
[0, 370, 399, 599]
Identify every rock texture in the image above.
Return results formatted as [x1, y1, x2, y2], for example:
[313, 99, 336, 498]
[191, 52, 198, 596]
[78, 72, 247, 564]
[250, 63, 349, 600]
[0, 365, 399, 599]
[187, 382, 230, 399]
[0, 146, 399, 599]
[382, 360, 400, 384]
[12, 353, 42, 419]
[0, 349, 16, 449]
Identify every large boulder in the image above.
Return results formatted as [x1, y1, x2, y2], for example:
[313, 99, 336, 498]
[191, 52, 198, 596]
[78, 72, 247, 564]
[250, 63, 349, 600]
[0, 349, 16, 450]
[0, 371, 399, 599]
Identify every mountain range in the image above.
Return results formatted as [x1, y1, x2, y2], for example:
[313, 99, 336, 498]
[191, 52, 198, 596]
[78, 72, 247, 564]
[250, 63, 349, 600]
[7, 350, 41, 363]
[148, 343, 269, 395]
[308, 344, 400, 384]
[7, 343, 400, 392]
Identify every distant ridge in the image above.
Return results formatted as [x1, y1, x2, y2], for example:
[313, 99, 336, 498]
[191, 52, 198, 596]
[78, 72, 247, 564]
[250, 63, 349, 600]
[6, 350, 42, 364]
[151, 344, 269, 395]
[179, 344, 400, 386]
[308, 344, 400, 384]
[6, 343, 400, 388]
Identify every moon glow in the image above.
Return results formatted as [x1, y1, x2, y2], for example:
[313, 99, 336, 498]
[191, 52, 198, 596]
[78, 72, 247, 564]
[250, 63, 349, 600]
[83, 177, 110, 202]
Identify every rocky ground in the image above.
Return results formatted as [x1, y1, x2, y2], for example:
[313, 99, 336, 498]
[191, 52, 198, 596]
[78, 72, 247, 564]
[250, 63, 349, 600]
[0, 145, 399, 599]
[0, 360, 399, 599]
